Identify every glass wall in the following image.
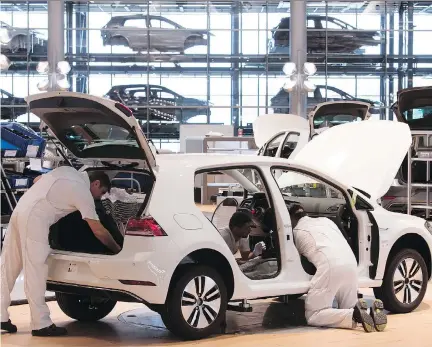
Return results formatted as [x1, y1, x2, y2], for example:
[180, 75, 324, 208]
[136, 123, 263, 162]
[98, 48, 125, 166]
[1, 1, 432, 150]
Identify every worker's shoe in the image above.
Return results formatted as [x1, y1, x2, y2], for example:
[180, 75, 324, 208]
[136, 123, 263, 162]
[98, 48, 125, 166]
[32, 324, 67, 337]
[369, 299, 387, 332]
[1, 320, 17, 333]
[353, 299, 375, 333]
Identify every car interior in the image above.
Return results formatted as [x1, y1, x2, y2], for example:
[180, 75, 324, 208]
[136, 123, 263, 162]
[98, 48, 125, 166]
[195, 169, 282, 280]
[49, 169, 153, 255]
[273, 169, 359, 264]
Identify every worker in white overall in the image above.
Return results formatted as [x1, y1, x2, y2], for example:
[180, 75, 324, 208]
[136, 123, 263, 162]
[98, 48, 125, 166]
[289, 204, 387, 333]
[1, 166, 121, 336]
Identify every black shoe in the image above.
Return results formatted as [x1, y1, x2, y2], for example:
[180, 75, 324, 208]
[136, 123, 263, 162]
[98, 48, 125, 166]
[353, 299, 375, 333]
[31, 324, 67, 337]
[369, 299, 387, 332]
[1, 320, 17, 333]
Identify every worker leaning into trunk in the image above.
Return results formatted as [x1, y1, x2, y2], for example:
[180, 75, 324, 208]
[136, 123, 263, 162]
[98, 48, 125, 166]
[1, 166, 120, 337]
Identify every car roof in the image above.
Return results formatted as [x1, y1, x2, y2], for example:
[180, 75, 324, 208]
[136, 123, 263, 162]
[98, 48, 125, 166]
[109, 84, 169, 91]
[156, 153, 294, 170]
[108, 14, 173, 21]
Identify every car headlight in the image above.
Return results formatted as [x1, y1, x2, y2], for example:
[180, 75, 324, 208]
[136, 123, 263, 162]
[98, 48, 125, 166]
[425, 221, 432, 234]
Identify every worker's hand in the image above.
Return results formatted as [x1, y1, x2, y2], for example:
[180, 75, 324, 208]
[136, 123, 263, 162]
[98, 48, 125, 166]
[252, 241, 266, 257]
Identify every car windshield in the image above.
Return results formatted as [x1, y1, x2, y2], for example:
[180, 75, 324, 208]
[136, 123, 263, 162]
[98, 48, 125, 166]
[64, 123, 139, 151]
[403, 106, 432, 123]
[314, 114, 363, 128]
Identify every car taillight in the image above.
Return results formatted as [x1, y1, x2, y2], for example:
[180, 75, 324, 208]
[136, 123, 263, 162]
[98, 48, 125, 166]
[125, 216, 167, 237]
[115, 102, 133, 117]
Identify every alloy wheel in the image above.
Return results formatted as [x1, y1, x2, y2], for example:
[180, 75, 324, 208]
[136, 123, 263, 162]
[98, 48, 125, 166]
[393, 257, 424, 305]
[181, 275, 221, 329]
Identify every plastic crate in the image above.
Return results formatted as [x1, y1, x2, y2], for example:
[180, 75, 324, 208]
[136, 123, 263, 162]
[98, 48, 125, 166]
[1, 139, 20, 157]
[7, 175, 30, 189]
[0, 122, 46, 158]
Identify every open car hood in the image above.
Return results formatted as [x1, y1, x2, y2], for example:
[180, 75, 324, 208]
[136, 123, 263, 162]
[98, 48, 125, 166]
[253, 113, 309, 148]
[291, 120, 412, 201]
[392, 87, 432, 130]
[308, 101, 371, 134]
[26, 91, 156, 169]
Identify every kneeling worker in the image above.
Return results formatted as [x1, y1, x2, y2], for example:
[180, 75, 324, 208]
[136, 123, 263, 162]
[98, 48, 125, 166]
[219, 211, 266, 262]
[1, 166, 121, 336]
[289, 204, 387, 333]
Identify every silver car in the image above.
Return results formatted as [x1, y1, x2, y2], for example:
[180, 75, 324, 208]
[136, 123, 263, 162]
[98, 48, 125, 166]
[101, 15, 210, 53]
[381, 87, 432, 218]
[0, 21, 47, 54]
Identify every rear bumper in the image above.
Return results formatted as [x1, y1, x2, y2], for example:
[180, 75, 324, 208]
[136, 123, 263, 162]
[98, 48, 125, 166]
[46, 250, 172, 305]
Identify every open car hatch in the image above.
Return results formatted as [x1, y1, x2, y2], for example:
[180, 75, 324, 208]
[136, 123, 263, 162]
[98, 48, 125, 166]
[309, 101, 371, 134]
[26, 91, 156, 170]
[392, 87, 432, 130]
[292, 120, 412, 201]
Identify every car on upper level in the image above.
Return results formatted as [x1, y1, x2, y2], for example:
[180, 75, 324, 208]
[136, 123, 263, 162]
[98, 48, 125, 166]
[104, 84, 211, 123]
[0, 21, 47, 54]
[26, 91, 431, 341]
[268, 15, 381, 54]
[271, 84, 382, 115]
[0, 89, 27, 120]
[101, 15, 210, 53]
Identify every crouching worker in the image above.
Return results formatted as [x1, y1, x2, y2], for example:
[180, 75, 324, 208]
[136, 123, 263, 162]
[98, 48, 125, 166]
[289, 204, 387, 333]
[1, 167, 121, 336]
[219, 211, 266, 263]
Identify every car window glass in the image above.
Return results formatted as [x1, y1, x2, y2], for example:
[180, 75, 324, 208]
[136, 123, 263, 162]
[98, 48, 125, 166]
[150, 18, 175, 29]
[264, 133, 285, 157]
[320, 88, 342, 100]
[280, 132, 300, 159]
[307, 19, 315, 28]
[313, 113, 363, 129]
[124, 19, 147, 28]
[324, 20, 343, 29]
[271, 168, 345, 216]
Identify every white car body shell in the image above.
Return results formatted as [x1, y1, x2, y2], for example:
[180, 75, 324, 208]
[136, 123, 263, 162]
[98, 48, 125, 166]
[24, 92, 432, 315]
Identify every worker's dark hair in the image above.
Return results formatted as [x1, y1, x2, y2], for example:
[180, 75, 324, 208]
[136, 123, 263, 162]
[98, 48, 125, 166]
[289, 204, 307, 221]
[229, 210, 253, 230]
[88, 171, 111, 191]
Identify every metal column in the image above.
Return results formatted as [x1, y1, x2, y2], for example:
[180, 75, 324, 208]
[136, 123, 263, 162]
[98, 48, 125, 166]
[407, 2, 414, 89]
[231, 2, 240, 135]
[47, 0, 65, 92]
[75, 3, 88, 93]
[388, 11, 395, 120]
[289, 0, 307, 118]
[397, 3, 405, 92]
[379, 12, 386, 120]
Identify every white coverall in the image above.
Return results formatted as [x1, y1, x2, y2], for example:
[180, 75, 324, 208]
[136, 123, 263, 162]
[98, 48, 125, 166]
[293, 216, 358, 329]
[1, 166, 99, 330]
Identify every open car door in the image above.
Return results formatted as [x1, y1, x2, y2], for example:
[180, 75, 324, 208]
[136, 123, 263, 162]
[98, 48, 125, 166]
[308, 101, 371, 136]
[26, 91, 157, 173]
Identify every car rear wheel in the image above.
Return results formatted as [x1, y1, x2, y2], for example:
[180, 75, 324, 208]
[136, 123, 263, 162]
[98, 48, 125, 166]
[162, 265, 227, 340]
[373, 249, 428, 313]
[55, 292, 116, 321]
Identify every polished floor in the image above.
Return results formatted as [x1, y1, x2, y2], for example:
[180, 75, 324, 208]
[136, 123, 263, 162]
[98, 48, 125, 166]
[2, 287, 432, 347]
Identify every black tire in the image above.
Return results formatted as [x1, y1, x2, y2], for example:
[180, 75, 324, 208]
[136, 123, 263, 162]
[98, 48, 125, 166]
[373, 249, 428, 313]
[162, 265, 227, 340]
[55, 292, 116, 321]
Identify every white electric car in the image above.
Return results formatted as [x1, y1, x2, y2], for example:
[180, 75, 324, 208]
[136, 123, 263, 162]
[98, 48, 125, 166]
[26, 92, 432, 341]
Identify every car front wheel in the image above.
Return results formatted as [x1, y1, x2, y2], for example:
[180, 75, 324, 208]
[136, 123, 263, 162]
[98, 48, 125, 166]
[373, 249, 428, 313]
[162, 265, 227, 340]
[55, 292, 117, 321]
